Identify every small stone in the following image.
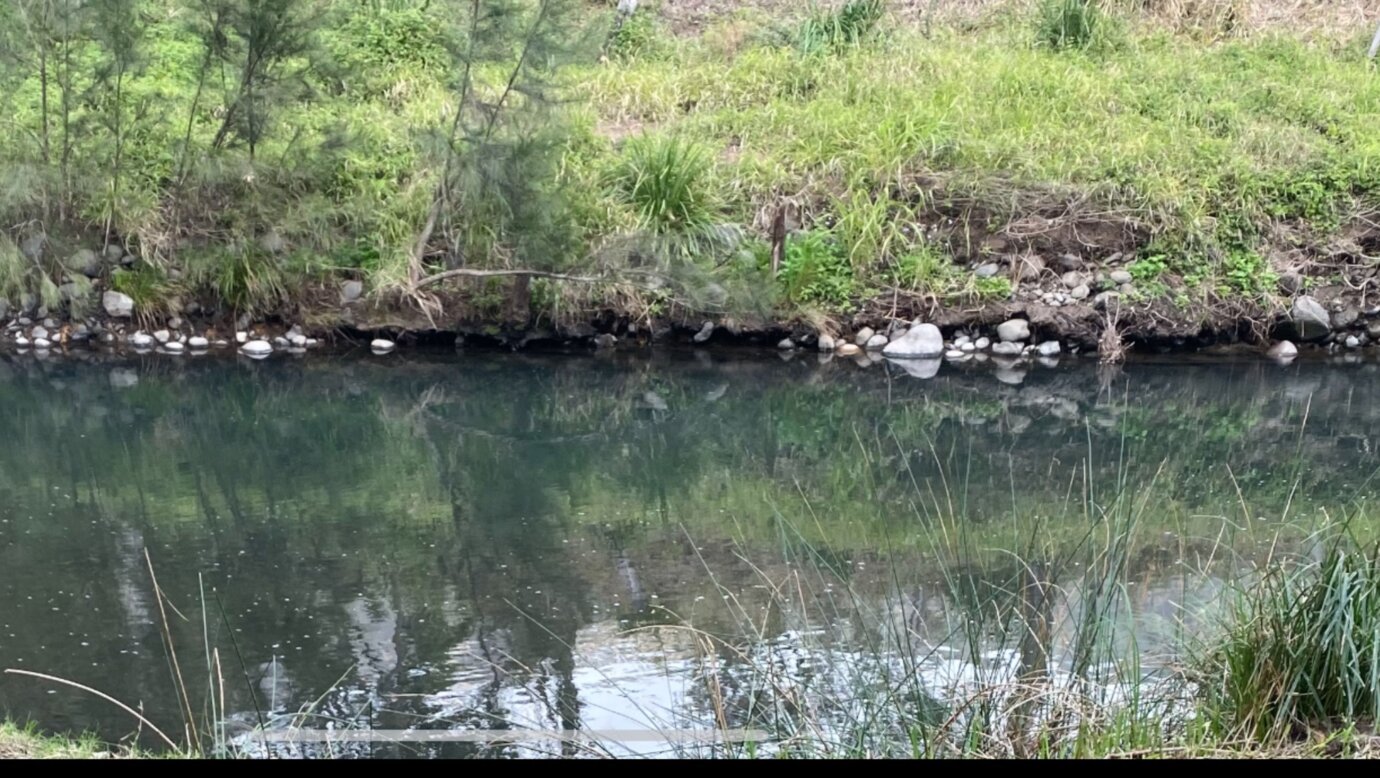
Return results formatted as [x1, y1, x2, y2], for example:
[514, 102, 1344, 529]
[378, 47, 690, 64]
[1093, 291, 1120, 310]
[864, 333, 889, 351]
[1346, 335, 1361, 349]
[1014, 255, 1045, 281]
[974, 263, 1001, 279]
[997, 319, 1031, 343]
[836, 343, 862, 356]
[240, 340, 273, 358]
[130, 332, 155, 348]
[33, 337, 51, 349]
[1267, 340, 1298, 360]
[974, 337, 991, 350]
[1109, 270, 1133, 285]
[154, 329, 171, 344]
[1070, 284, 1091, 301]
[14, 336, 29, 347]
[370, 338, 396, 354]
[168, 316, 183, 329]
[273, 336, 289, 348]
[692, 321, 714, 343]
[960, 342, 976, 352]
[31, 325, 48, 340]
[305, 338, 318, 347]
[1036, 340, 1062, 357]
[103, 291, 135, 318]
[953, 335, 971, 347]
[289, 334, 308, 348]
[991, 341, 1023, 356]
[341, 280, 364, 303]
[236, 331, 249, 344]
[42, 317, 56, 329]
[593, 333, 617, 350]
[777, 338, 796, 350]
[188, 336, 210, 350]
[1061, 271, 1086, 290]
[854, 327, 876, 346]
[817, 334, 836, 353]
[163, 341, 185, 353]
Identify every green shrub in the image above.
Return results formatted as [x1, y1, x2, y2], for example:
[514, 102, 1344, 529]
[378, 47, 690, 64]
[796, 0, 885, 54]
[1036, 0, 1105, 50]
[778, 229, 859, 310]
[1197, 542, 1380, 741]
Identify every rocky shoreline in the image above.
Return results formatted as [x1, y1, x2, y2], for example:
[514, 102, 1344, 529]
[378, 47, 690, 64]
[4, 243, 1379, 365]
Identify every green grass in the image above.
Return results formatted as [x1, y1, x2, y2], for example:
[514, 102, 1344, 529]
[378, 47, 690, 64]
[0, 721, 126, 759]
[2, 3, 1380, 324]
[583, 17, 1380, 311]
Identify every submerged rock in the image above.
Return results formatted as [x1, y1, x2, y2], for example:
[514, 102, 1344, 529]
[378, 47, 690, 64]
[881, 323, 944, 359]
[593, 333, 617, 350]
[240, 340, 273, 358]
[1267, 340, 1298, 360]
[887, 357, 941, 379]
[997, 319, 1030, 343]
[692, 321, 714, 343]
[370, 338, 396, 354]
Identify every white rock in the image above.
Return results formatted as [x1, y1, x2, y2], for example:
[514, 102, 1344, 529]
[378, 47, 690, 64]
[777, 338, 795, 350]
[240, 340, 273, 358]
[236, 331, 249, 344]
[817, 334, 836, 353]
[130, 332, 155, 348]
[1036, 340, 1062, 357]
[102, 291, 135, 318]
[864, 333, 889, 351]
[1266, 340, 1298, 360]
[154, 329, 171, 344]
[992, 341, 1023, 356]
[881, 323, 944, 359]
[854, 327, 876, 347]
[289, 334, 308, 348]
[836, 343, 862, 356]
[14, 336, 29, 347]
[370, 339, 396, 354]
[960, 342, 976, 352]
[1346, 335, 1361, 349]
[163, 341, 185, 353]
[997, 319, 1030, 342]
[31, 326, 48, 340]
[33, 337, 51, 349]
[975, 337, 991, 350]
[188, 336, 210, 350]
[944, 349, 966, 359]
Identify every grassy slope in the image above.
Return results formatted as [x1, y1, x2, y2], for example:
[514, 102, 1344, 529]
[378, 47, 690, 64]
[3, 1, 1380, 333]
[0, 722, 127, 759]
[575, 4, 1380, 320]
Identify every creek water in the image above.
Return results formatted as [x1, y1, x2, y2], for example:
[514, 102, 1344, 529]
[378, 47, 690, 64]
[0, 348, 1371, 756]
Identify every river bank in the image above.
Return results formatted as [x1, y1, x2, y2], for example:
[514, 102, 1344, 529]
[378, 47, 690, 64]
[5, 2, 1380, 362]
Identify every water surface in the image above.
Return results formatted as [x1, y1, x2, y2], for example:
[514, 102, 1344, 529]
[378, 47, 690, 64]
[0, 349, 1372, 756]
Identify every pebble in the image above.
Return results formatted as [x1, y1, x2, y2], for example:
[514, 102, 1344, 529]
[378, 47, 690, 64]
[370, 339, 396, 354]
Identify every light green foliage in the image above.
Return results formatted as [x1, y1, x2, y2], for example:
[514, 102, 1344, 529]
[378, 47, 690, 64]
[1035, 0, 1108, 51]
[795, 0, 885, 54]
[778, 229, 858, 309]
